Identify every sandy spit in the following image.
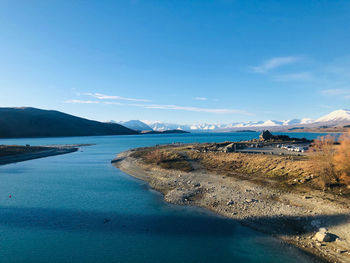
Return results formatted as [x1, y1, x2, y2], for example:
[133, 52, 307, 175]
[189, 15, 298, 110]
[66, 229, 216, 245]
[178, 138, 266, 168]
[0, 147, 78, 165]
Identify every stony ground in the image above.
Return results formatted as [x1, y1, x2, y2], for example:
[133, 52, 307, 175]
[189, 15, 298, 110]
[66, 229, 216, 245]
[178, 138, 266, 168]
[114, 149, 350, 263]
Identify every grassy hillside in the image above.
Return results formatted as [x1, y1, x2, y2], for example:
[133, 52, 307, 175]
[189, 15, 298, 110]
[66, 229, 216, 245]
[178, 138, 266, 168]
[0, 107, 138, 138]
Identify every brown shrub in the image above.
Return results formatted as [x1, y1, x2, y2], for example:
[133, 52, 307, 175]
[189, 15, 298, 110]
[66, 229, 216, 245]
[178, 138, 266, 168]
[309, 135, 338, 189]
[333, 131, 350, 185]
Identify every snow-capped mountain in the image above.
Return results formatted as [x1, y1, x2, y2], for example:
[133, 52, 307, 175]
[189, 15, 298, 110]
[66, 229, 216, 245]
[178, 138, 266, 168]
[142, 121, 190, 131]
[189, 123, 228, 130]
[124, 109, 350, 132]
[300, 118, 315, 124]
[234, 118, 315, 127]
[118, 120, 153, 131]
[143, 121, 232, 131]
[315, 109, 350, 123]
[235, 120, 283, 127]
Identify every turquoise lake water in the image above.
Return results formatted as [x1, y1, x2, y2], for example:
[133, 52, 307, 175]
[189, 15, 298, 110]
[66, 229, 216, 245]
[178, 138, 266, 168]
[0, 132, 328, 263]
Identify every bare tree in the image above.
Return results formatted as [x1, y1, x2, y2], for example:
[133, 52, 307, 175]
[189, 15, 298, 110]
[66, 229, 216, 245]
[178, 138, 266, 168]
[309, 135, 338, 189]
[334, 131, 350, 186]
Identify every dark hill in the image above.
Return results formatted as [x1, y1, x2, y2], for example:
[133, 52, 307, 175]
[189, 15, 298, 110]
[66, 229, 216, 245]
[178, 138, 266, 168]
[0, 107, 138, 138]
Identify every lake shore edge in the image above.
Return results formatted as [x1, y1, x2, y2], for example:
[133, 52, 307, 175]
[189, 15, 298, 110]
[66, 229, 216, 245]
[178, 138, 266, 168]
[113, 148, 350, 263]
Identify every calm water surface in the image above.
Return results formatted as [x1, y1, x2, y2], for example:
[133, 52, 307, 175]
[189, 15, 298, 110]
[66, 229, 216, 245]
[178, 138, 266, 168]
[0, 133, 327, 263]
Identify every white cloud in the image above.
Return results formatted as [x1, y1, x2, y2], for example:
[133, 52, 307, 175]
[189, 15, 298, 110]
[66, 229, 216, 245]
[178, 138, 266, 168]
[103, 101, 124, 105]
[273, 72, 313, 81]
[321, 89, 350, 99]
[194, 97, 208, 101]
[64, 100, 100, 104]
[252, 56, 302, 73]
[84, 92, 150, 102]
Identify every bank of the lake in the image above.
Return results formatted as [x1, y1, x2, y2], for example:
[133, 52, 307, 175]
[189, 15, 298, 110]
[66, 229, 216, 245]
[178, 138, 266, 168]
[113, 141, 350, 263]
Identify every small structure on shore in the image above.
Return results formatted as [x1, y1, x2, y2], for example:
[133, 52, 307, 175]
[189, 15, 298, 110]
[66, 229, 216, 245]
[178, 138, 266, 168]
[258, 129, 310, 143]
[259, 130, 273, 141]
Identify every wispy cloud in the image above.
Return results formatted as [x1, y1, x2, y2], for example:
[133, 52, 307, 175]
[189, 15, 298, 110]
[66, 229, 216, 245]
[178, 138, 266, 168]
[106, 102, 250, 114]
[67, 91, 250, 115]
[193, 97, 208, 101]
[65, 100, 100, 104]
[66, 99, 250, 115]
[252, 56, 302, 73]
[84, 93, 150, 102]
[273, 72, 313, 81]
[141, 104, 248, 114]
[321, 89, 350, 99]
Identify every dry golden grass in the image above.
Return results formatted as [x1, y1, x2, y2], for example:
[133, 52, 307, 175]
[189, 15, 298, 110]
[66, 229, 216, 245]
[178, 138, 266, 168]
[130, 137, 350, 194]
[187, 151, 313, 182]
[131, 146, 315, 188]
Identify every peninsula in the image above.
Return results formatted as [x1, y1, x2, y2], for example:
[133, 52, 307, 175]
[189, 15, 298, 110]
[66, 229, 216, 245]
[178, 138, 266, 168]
[113, 134, 350, 263]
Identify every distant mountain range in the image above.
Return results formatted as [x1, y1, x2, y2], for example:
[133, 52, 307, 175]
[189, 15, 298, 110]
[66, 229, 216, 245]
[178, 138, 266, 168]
[2, 107, 348, 139]
[0, 107, 137, 138]
[121, 109, 350, 132]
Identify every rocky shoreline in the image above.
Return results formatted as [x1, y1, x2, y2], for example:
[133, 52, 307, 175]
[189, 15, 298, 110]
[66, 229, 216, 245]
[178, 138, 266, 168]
[113, 149, 350, 263]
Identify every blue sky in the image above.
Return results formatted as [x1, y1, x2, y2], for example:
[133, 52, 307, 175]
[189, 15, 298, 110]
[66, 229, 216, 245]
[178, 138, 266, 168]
[0, 0, 349, 124]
